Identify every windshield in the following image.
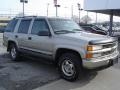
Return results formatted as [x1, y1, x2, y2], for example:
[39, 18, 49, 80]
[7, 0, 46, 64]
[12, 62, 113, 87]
[92, 25, 102, 30]
[48, 19, 83, 34]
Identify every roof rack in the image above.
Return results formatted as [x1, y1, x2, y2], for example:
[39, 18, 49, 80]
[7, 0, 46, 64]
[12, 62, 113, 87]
[15, 16, 37, 18]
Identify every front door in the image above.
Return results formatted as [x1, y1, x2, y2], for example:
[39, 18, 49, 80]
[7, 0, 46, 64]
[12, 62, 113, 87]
[27, 19, 54, 56]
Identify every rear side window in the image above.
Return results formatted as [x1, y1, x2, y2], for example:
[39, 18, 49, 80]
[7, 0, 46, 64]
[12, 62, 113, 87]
[5, 19, 18, 32]
[18, 19, 31, 34]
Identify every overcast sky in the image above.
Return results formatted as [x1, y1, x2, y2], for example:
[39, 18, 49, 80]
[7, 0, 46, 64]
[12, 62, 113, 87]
[0, 0, 120, 22]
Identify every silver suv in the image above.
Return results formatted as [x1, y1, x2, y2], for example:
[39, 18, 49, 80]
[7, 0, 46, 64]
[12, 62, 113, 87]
[3, 16, 119, 81]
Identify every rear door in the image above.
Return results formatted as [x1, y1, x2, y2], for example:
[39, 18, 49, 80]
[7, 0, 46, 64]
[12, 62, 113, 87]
[16, 19, 32, 49]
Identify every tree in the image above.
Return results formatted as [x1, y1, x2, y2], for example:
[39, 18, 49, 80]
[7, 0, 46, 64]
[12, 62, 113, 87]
[81, 15, 92, 24]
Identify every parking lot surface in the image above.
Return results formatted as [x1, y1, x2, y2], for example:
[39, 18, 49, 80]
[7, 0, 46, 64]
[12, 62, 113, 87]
[0, 34, 60, 90]
[34, 67, 120, 90]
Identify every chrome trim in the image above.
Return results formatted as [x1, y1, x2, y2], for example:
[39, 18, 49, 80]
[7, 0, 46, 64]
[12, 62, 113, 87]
[88, 45, 117, 53]
[89, 38, 117, 45]
[83, 51, 119, 69]
[88, 50, 119, 61]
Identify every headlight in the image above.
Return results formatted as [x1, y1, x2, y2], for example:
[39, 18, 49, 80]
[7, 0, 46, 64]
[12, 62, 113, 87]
[87, 45, 102, 51]
[86, 45, 102, 59]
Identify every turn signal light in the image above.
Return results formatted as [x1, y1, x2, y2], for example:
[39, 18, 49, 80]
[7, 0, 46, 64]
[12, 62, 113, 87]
[86, 53, 93, 58]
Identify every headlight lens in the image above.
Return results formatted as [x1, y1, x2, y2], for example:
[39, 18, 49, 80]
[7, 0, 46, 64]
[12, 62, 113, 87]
[87, 45, 102, 51]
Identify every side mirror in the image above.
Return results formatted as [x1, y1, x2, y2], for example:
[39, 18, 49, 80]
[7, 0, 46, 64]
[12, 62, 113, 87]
[38, 31, 51, 36]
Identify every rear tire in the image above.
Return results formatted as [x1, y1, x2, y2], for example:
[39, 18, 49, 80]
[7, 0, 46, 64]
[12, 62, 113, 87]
[9, 43, 20, 61]
[58, 53, 83, 81]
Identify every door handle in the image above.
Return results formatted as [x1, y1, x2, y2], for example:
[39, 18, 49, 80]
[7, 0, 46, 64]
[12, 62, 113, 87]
[28, 37, 32, 40]
[15, 35, 18, 38]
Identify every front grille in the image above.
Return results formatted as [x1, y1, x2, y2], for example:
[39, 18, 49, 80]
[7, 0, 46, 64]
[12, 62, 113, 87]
[101, 42, 117, 56]
[103, 42, 117, 49]
[102, 48, 116, 56]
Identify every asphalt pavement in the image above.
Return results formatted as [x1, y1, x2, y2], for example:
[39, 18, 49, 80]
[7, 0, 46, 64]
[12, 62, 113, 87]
[34, 67, 120, 90]
[0, 33, 60, 90]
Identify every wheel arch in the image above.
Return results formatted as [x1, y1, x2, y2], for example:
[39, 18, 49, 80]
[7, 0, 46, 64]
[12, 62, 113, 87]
[7, 40, 17, 51]
[55, 48, 82, 65]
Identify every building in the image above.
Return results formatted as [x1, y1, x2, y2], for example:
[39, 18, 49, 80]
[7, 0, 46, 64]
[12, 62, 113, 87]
[84, 0, 120, 35]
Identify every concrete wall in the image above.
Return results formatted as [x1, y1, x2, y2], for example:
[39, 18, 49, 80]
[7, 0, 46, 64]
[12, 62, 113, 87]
[84, 0, 120, 10]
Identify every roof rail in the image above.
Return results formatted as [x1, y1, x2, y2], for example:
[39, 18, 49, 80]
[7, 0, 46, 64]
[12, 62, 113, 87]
[15, 16, 37, 18]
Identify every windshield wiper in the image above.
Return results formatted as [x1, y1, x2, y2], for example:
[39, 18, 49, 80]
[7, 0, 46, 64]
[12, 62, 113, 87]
[54, 30, 75, 34]
[73, 29, 82, 31]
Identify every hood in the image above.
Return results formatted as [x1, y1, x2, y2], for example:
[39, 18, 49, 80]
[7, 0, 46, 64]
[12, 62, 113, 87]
[59, 31, 116, 44]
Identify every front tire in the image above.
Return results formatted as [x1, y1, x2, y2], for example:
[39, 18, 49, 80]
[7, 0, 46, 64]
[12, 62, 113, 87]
[9, 43, 20, 61]
[58, 53, 83, 81]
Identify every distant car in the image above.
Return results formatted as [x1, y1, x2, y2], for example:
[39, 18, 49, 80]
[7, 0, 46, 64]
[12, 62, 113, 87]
[80, 24, 107, 35]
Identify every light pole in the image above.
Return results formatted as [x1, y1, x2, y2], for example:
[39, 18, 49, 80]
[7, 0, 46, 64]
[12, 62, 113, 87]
[55, 5, 60, 17]
[96, 12, 98, 24]
[64, 6, 68, 18]
[47, 3, 49, 16]
[86, 11, 89, 24]
[20, 0, 28, 16]
[77, 3, 83, 24]
[10, 9, 12, 18]
[54, 0, 60, 17]
[71, 5, 73, 19]
[109, 11, 113, 36]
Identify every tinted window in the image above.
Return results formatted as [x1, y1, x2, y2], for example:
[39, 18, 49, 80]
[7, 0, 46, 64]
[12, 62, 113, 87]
[82, 26, 94, 31]
[31, 19, 49, 35]
[5, 19, 18, 32]
[18, 19, 31, 34]
[92, 26, 102, 30]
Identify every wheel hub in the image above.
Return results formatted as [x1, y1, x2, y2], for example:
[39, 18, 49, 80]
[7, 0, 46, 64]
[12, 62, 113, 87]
[62, 60, 75, 76]
[11, 47, 16, 59]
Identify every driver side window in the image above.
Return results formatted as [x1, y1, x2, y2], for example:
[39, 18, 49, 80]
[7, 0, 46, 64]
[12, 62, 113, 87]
[31, 19, 49, 36]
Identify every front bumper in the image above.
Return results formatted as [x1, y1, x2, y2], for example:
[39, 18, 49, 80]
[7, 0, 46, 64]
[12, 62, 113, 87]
[82, 51, 119, 69]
